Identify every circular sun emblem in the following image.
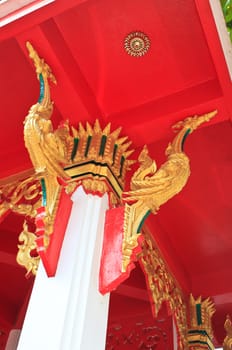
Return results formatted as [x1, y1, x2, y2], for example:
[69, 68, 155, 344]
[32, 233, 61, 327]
[124, 31, 150, 57]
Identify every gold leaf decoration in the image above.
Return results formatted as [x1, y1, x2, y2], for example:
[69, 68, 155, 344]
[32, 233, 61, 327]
[17, 221, 40, 276]
[140, 230, 188, 350]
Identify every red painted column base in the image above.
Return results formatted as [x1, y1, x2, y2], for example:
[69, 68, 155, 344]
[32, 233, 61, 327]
[35, 188, 72, 276]
[99, 206, 143, 294]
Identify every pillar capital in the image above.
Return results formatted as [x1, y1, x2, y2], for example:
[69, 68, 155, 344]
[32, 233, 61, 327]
[63, 119, 134, 203]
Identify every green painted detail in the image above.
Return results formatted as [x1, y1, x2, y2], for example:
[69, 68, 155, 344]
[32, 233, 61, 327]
[196, 304, 202, 325]
[41, 178, 47, 206]
[64, 160, 124, 197]
[188, 340, 213, 349]
[137, 210, 151, 233]
[38, 73, 45, 103]
[188, 330, 213, 349]
[71, 138, 79, 161]
[181, 128, 191, 151]
[99, 135, 107, 156]
[113, 144, 118, 164]
[119, 155, 125, 177]
[85, 136, 92, 157]
[221, 0, 232, 42]
[188, 330, 208, 337]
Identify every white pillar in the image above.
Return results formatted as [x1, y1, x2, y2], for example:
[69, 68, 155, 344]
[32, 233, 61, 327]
[17, 186, 110, 350]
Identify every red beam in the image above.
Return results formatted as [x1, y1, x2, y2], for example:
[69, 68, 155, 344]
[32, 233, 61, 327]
[0, 252, 18, 267]
[191, 268, 232, 296]
[114, 283, 149, 302]
[0, 300, 16, 327]
[41, 18, 102, 120]
[14, 283, 34, 328]
[16, 24, 100, 124]
[110, 94, 229, 148]
[0, 0, 88, 42]
[194, 0, 232, 119]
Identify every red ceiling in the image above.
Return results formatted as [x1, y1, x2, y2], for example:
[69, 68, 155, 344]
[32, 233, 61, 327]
[0, 0, 232, 348]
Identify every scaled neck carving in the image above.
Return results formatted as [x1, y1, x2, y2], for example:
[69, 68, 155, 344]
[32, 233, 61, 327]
[24, 42, 70, 218]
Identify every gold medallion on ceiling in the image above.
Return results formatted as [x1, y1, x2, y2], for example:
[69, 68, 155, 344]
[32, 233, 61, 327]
[124, 31, 150, 57]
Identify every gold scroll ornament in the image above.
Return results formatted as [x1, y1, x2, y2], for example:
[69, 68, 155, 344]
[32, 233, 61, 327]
[0, 173, 42, 275]
[17, 221, 40, 276]
[140, 229, 188, 350]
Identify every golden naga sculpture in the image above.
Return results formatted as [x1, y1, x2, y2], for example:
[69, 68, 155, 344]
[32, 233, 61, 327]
[22, 42, 74, 272]
[223, 315, 232, 350]
[24, 42, 71, 219]
[20, 42, 135, 275]
[24, 42, 134, 210]
[121, 110, 217, 272]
